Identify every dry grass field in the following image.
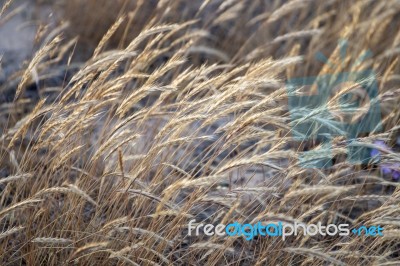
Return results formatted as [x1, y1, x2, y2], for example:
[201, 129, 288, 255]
[0, 0, 400, 265]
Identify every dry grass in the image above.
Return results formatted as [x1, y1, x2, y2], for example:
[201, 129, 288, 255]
[0, 0, 400, 265]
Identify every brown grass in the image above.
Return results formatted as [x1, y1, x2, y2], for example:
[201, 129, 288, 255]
[0, 0, 400, 265]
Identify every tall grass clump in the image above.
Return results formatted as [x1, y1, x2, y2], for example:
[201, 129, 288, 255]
[1, 0, 400, 265]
